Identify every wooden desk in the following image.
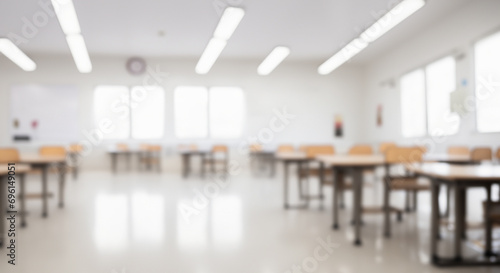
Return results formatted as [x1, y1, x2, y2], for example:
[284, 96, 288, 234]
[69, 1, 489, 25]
[179, 149, 211, 178]
[0, 164, 30, 247]
[316, 155, 385, 246]
[19, 155, 66, 218]
[407, 163, 500, 266]
[275, 152, 311, 209]
[424, 154, 474, 164]
[107, 148, 140, 173]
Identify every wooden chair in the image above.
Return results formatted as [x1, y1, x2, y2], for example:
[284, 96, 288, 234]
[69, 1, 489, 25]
[298, 145, 335, 201]
[483, 201, 500, 256]
[383, 146, 429, 237]
[202, 145, 229, 176]
[336, 145, 375, 209]
[379, 142, 397, 154]
[448, 146, 470, 156]
[67, 144, 83, 179]
[116, 143, 129, 151]
[0, 148, 20, 163]
[471, 147, 492, 162]
[40, 146, 66, 157]
[249, 144, 262, 152]
[139, 144, 162, 172]
[277, 145, 294, 153]
[496, 148, 500, 161]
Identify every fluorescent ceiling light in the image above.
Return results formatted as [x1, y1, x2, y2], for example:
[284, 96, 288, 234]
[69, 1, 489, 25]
[318, 38, 367, 75]
[0, 38, 36, 71]
[195, 38, 227, 75]
[360, 0, 425, 43]
[51, 0, 81, 35]
[258, 46, 290, 75]
[66, 34, 92, 73]
[213, 7, 245, 40]
[319, 0, 425, 75]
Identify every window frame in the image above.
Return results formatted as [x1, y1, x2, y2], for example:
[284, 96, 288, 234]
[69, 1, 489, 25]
[399, 55, 458, 138]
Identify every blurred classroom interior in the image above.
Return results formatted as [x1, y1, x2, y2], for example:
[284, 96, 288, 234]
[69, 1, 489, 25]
[1, 0, 500, 272]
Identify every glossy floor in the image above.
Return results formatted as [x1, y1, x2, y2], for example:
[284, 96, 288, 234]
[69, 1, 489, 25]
[0, 168, 497, 273]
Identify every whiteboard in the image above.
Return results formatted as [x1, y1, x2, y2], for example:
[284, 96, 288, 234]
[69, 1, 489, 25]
[10, 85, 79, 141]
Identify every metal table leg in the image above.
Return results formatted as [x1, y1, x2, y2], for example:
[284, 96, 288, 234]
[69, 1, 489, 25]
[20, 173, 27, 227]
[430, 180, 439, 263]
[58, 162, 66, 208]
[352, 168, 363, 246]
[42, 165, 48, 218]
[332, 167, 339, 229]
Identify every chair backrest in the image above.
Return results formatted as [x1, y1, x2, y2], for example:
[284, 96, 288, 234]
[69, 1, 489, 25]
[497, 148, 500, 160]
[349, 145, 373, 155]
[213, 145, 228, 153]
[117, 143, 129, 151]
[304, 145, 335, 158]
[447, 146, 470, 156]
[249, 144, 262, 152]
[471, 147, 492, 161]
[68, 144, 83, 153]
[140, 144, 150, 150]
[277, 145, 294, 153]
[385, 146, 424, 164]
[148, 145, 162, 152]
[379, 142, 397, 154]
[40, 146, 66, 156]
[0, 148, 20, 163]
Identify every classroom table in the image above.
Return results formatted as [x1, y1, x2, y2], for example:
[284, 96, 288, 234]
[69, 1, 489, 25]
[275, 152, 311, 209]
[0, 164, 30, 247]
[316, 154, 385, 246]
[249, 150, 276, 177]
[19, 155, 67, 218]
[67, 150, 80, 179]
[407, 163, 500, 266]
[424, 154, 478, 218]
[179, 149, 211, 178]
[107, 148, 139, 173]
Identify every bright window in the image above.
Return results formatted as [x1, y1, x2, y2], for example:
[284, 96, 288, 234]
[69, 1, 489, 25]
[94, 86, 130, 140]
[131, 86, 165, 139]
[475, 31, 500, 133]
[426, 57, 458, 136]
[400, 56, 457, 137]
[174, 86, 208, 139]
[209, 87, 245, 139]
[174, 86, 245, 139]
[401, 69, 426, 138]
[94, 85, 165, 139]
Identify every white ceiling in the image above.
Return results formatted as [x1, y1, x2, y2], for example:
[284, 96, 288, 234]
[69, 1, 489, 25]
[0, 0, 471, 63]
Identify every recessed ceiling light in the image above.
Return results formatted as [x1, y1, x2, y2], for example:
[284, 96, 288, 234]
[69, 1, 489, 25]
[0, 38, 36, 71]
[258, 46, 290, 76]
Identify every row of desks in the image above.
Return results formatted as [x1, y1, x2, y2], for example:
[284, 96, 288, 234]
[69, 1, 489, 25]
[0, 155, 67, 247]
[276, 152, 500, 267]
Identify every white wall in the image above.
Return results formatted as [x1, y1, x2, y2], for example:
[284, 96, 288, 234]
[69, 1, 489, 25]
[0, 55, 365, 169]
[360, 0, 500, 153]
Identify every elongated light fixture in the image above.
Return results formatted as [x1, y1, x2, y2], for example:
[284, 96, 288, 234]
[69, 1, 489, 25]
[0, 38, 36, 71]
[66, 34, 92, 73]
[257, 46, 290, 75]
[196, 7, 245, 74]
[51, 0, 92, 73]
[318, 0, 425, 75]
[195, 38, 227, 74]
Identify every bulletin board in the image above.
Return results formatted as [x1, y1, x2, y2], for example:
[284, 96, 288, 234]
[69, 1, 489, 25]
[10, 85, 79, 141]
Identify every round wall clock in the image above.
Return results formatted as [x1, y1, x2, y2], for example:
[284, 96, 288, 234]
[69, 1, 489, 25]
[126, 57, 147, 75]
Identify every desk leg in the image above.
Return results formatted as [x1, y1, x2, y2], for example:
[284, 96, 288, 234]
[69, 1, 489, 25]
[284, 161, 289, 209]
[352, 168, 362, 246]
[58, 162, 66, 208]
[201, 154, 206, 179]
[332, 167, 339, 229]
[0, 177, 5, 247]
[319, 162, 325, 210]
[383, 174, 391, 238]
[430, 180, 439, 263]
[454, 184, 464, 261]
[182, 154, 188, 178]
[485, 185, 494, 256]
[20, 173, 27, 227]
[126, 153, 131, 171]
[42, 165, 48, 218]
[271, 157, 276, 178]
[112, 154, 117, 173]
